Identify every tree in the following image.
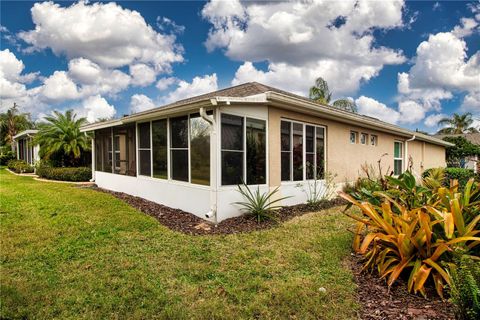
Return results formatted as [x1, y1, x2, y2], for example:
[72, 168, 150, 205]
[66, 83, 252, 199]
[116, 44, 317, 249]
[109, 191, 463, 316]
[442, 136, 480, 167]
[437, 113, 479, 134]
[0, 103, 35, 146]
[34, 110, 91, 167]
[309, 77, 357, 112]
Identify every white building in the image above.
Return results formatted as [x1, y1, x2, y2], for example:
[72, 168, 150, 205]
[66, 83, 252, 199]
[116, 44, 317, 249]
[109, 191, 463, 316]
[13, 130, 40, 165]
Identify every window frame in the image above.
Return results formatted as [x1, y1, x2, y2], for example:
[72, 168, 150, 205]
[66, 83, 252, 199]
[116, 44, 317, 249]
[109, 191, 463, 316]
[350, 131, 358, 144]
[219, 111, 269, 187]
[360, 133, 368, 145]
[137, 121, 152, 177]
[370, 135, 378, 146]
[280, 119, 327, 183]
[393, 140, 404, 176]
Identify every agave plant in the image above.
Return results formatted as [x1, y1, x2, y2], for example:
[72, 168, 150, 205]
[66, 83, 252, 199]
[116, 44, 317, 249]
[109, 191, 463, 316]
[340, 179, 480, 298]
[235, 183, 291, 223]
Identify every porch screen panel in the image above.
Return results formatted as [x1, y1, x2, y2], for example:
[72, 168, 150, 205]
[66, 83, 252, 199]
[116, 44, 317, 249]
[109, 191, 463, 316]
[170, 116, 189, 182]
[315, 127, 325, 179]
[190, 114, 210, 185]
[280, 121, 291, 181]
[152, 119, 168, 179]
[305, 125, 315, 180]
[246, 118, 266, 185]
[138, 122, 151, 176]
[292, 123, 304, 181]
[95, 128, 112, 173]
[221, 114, 244, 186]
[113, 125, 136, 176]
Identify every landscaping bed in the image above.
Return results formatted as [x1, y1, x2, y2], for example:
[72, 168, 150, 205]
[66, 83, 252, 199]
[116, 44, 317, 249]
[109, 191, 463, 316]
[94, 187, 346, 235]
[348, 255, 454, 320]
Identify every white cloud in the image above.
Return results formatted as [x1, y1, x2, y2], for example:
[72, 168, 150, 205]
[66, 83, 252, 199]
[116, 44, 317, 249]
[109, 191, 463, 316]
[130, 94, 156, 113]
[461, 91, 480, 113]
[129, 64, 157, 87]
[202, 0, 406, 96]
[77, 95, 116, 123]
[19, 1, 183, 72]
[0, 49, 38, 100]
[355, 96, 400, 124]
[397, 100, 425, 124]
[156, 77, 176, 91]
[424, 113, 447, 128]
[163, 73, 218, 103]
[452, 17, 479, 38]
[40, 71, 79, 102]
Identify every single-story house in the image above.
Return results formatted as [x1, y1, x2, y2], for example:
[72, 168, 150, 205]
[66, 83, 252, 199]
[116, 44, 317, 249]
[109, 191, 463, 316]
[435, 133, 480, 173]
[81, 82, 451, 223]
[13, 130, 39, 165]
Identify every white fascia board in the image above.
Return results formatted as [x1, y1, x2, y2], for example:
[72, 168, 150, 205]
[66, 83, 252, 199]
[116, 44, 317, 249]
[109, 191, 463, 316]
[214, 93, 268, 104]
[13, 129, 39, 140]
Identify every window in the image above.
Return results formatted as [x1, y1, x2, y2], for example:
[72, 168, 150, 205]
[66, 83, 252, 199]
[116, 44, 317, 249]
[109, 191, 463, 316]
[152, 119, 168, 179]
[113, 124, 136, 176]
[190, 114, 210, 185]
[170, 116, 189, 182]
[246, 118, 266, 185]
[350, 131, 357, 144]
[360, 133, 368, 145]
[138, 122, 151, 176]
[221, 114, 244, 185]
[281, 120, 326, 181]
[281, 121, 291, 181]
[370, 135, 378, 146]
[394, 141, 403, 175]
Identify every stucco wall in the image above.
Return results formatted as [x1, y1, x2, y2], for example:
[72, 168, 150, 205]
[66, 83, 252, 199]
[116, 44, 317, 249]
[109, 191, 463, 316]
[268, 106, 446, 185]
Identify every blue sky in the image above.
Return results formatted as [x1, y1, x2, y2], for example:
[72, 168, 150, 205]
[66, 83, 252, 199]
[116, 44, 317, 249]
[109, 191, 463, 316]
[1, 1, 479, 133]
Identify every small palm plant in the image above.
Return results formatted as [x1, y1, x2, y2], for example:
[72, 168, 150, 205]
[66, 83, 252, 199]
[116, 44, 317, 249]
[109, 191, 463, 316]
[235, 182, 291, 223]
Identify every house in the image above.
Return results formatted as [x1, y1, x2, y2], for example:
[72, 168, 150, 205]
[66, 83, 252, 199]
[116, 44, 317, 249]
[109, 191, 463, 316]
[435, 133, 480, 173]
[80, 82, 451, 223]
[12, 130, 39, 165]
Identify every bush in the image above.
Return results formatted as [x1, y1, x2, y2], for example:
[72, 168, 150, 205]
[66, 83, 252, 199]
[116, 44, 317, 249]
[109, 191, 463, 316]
[7, 160, 34, 173]
[36, 166, 92, 182]
[423, 167, 477, 188]
[449, 255, 480, 320]
[0, 150, 15, 165]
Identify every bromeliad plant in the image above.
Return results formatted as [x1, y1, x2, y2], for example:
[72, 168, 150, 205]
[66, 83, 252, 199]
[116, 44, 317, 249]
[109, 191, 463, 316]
[340, 178, 480, 298]
[235, 182, 291, 223]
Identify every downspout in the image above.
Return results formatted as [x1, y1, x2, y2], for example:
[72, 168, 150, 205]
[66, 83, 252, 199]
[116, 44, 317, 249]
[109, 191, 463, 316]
[405, 135, 416, 172]
[200, 106, 218, 224]
[90, 132, 96, 182]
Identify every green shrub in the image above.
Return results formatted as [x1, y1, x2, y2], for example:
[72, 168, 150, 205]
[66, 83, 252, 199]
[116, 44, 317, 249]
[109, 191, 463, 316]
[449, 255, 480, 320]
[423, 167, 477, 188]
[36, 166, 92, 182]
[0, 150, 15, 165]
[7, 160, 34, 173]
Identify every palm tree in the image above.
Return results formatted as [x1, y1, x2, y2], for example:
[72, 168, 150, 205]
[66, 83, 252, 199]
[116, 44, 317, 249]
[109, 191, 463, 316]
[34, 110, 91, 166]
[0, 103, 35, 146]
[309, 77, 357, 112]
[437, 113, 479, 134]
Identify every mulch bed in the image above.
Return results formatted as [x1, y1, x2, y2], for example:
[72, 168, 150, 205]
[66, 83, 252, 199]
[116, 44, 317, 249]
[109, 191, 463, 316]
[92, 186, 346, 235]
[348, 254, 455, 320]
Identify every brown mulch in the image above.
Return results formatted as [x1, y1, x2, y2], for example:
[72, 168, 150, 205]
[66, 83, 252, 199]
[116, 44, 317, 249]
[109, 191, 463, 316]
[91, 186, 346, 235]
[348, 254, 455, 320]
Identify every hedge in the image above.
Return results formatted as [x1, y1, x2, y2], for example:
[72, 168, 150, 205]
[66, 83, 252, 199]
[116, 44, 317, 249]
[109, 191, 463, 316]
[36, 166, 92, 182]
[423, 167, 478, 187]
[0, 151, 15, 165]
[7, 160, 34, 174]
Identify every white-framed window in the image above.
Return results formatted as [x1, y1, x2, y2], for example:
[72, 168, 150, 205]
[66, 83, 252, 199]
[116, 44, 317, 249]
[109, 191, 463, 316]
[350, 131, 358, 144]
[394, 141, 403, 175]
[281, 120, 326, 182]
[370, 135, 378, 146]
[360, 133, 368, 145]
[220, 113, 267, 186]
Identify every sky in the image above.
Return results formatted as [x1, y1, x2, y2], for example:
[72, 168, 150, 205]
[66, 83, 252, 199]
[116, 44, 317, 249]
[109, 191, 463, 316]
[0, 0, 479, 133]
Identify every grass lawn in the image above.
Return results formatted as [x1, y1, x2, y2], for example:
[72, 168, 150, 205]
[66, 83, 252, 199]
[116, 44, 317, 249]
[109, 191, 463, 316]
[0, 168, 358, 319]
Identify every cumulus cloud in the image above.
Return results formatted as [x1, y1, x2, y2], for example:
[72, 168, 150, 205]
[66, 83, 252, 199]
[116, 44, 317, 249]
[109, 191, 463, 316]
[203, 0, 406, 96]
[424, 113, 447, 128]
[77, 95, 116, 123]
[40, 71, 79, 102]
[0, 49, 38, 101]
[19, 1, 183, 72]
[355, 96, 400, 124]
[163, 73, 218, 103]
[156, 77, 177, 91]
[130, 94, 156, 113]
[461, 91, 480, 113]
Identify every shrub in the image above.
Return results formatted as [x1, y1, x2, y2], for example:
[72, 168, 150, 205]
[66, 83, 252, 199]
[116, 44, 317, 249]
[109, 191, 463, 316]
[423, 167, 477, 188]
[0, 150, 15, 165]
[36, 166, 92, 182]
[296, 171, 337, 210]
[7, 159, 34, 173]
[235, 183, 291, 222]
[449, 255, 480, 320]
[340, 175, 480, 298]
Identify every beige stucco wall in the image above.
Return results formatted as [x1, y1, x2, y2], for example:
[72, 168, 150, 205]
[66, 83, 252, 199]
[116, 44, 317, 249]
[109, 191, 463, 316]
[268, 106, 446, 186]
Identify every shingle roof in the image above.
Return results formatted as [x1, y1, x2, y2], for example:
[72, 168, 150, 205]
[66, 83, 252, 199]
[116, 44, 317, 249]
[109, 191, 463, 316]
[435, 133, 480, 145]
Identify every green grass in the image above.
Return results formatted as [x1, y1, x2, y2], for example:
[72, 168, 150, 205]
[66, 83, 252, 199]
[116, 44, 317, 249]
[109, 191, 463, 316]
[0, 168, 358, 319]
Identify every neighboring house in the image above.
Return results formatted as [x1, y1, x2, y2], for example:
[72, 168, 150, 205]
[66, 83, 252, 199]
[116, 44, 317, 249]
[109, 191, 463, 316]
[12, 130, 39, 165]
[435, 133, 480, 173]
[81, 82, 451, 223]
